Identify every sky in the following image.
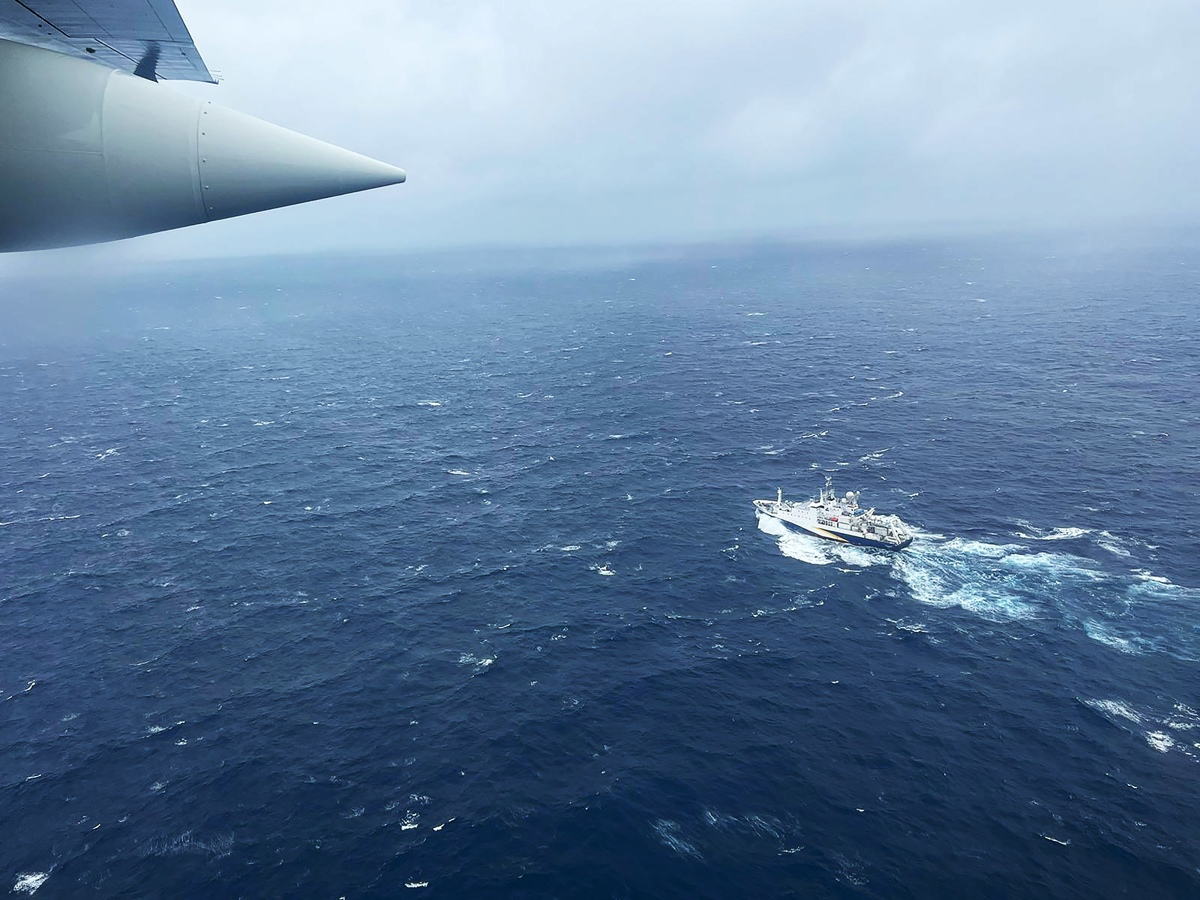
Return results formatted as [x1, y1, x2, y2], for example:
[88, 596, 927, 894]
[16, 0, 1200, 259]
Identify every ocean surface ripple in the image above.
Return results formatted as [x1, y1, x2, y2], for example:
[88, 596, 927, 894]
[2, 239, 1199, 897]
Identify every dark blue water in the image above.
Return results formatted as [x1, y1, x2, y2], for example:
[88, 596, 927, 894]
[2, 237, 1198, 897]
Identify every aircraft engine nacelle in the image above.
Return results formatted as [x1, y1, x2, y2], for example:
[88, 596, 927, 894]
[0, 39, 405, 252]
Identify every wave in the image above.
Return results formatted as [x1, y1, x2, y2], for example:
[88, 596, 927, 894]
[760, 513, 1199, 655]
[457, 653, 495, 672]
[1081, 697, 1200, 763]
[893, 539, 1045, 622]
[1011, 523, 1155, 567]
[1081, 620, 1149, 655]
[651, 819, 702, 859]
[1013, 523, 1091, 541]
[1096, 530, 1134, 557]
[13, 873, 50, 895]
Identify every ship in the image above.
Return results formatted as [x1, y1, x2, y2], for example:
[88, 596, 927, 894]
[754, 476, 914, 550]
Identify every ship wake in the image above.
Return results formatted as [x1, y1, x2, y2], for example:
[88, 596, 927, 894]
[758, 514, 1200, 657]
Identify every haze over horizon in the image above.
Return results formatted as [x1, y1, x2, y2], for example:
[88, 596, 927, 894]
[9, 0, 1200, 263]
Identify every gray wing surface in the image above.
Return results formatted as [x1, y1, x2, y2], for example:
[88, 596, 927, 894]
[0, 0, 212, 81]
[0, 0, 405, 251]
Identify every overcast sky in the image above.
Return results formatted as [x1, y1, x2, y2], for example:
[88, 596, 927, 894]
[32, 0, 1200, 258]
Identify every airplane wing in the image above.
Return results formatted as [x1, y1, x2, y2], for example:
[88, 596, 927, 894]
[0, 0, 213, 82]
[0, 0, 405, 251]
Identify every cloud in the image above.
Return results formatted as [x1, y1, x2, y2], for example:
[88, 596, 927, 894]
[94, 0, 1200, 255]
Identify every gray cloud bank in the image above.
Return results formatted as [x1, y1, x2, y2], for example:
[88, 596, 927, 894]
[48, 0, 1200, 256]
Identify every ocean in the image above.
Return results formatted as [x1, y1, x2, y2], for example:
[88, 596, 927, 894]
[2, 235, 1198, 897]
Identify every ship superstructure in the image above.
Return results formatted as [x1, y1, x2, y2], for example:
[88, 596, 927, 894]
[754, 477, 914, 550]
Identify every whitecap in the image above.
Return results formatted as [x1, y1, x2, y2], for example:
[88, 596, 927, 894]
[1145, 732, 1174, 753]
[702, 809, 784, 838]
[1082, 620, 1144, 655]
[651, 819, 701, 859]
[1083, 698, 1200, 762]
[886, 618, 929, 634]
[457, 653, 495, 671]
[13, 873, 49, 895]
[1095, 531, 1132, 558]
[1039, 526, 1089, 541]
[1001, 550, 1100, 578]
[1081, 698, 1144, 725]
[1131, 569, 1171, 585]
[1167, 705, 1199, 731]
[417, 400, 443, 407]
